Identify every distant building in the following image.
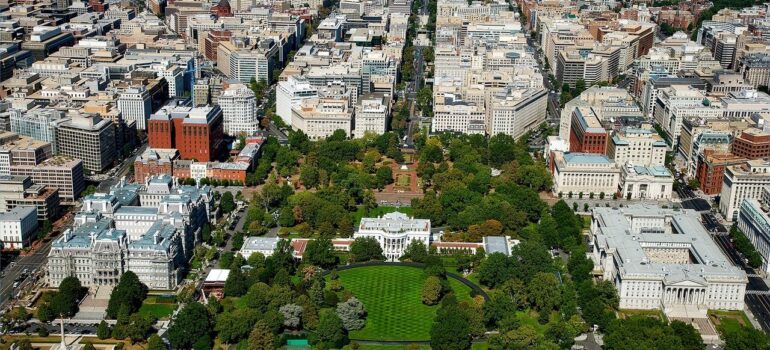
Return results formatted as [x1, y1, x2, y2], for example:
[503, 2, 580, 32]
[56, 115, 116, 173]
[0, 206, 37, 249]
[738, 192, 770, 275]
[354, 212, 431, 261]
[353, 93, 390, 138]
[552, 152, 621, 197]
[117, 86, 153, 130]
[569, 106, 608, 155]
[219, 84, 258, 136]
[11, 157, 85, 201]
[148, 106, 225, 162]
[720, 160, 770, 221]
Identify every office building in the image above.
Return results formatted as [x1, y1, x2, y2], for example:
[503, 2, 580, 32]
[56, 115, 116, 173]
[148, 106, 225, 162]
[607, 127, 667, 167]
[219, 84, 258, 136]
[276, 76, 318, 126]
[731, 128, 770, 160]
[0, 206, 38, 249]
[720, 160, 770, 221]
[569, 107, 608, 154]
[11, 157, 85, 201]
[696, 151, 747, 196]
[619, 164, 673, 200]
[117, 87, 153, 130]
[291, 97, 352, 140]
[353, 93, 390, 138]
[737, 190, 770, 274]
[590, 205, 747, 316]
[487, 88, 548, 140]
[552, 152, 621, 197]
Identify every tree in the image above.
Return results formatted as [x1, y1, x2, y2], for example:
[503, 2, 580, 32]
[126, 313, 154, 343]
[106, 271, 148, 318]
[349, 237, 384, 262]
[147, 334, 167, 350]
[224, 267, 248, 297]
[721, 323, 770, 350]
[248, 320, 275, 350]
[421, 276, 443, 305]
[527, 272, 561, 313]
[375, 166, 394, 189]
[51, 276, 86, 317]
[168, 302, 212, 349]
[14, 340, 32, 350]
[401, 239, 429, 262]
[336, 297, 367, 331]
[215, 309, 260, 344]
[36, 302, 54, 322]
[671, 320, 705, 350]
[97, 320, 111, 339]
[279, 304, 303, 329]
[430, 302, 471, 350]
[221, 191, 236, 213]
[477, 253, 512, 288]
[304, 238, 338, 269]
[82, 342, 97, 350]
[310, 309, 347, 349]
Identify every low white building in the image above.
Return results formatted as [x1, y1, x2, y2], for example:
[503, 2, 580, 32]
[619, 164, 674, 200]
[240, 236, 279, 259]
[355, 212, 431, 261]
[590, 205, 747, 318]
[552, 152, 621, 197]
[0, 206, 37, 249]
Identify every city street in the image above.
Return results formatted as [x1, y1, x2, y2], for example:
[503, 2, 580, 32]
[0, 240, 51, 308]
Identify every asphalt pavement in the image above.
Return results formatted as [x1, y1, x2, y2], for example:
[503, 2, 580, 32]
[0, 240, 52, 308]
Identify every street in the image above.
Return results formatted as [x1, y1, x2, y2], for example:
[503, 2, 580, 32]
[0, 240, 51, 308]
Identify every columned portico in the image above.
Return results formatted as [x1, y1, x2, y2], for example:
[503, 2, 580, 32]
[664, 286, 707, 305]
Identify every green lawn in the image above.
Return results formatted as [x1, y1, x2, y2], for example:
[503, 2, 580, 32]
[618, 309, 667, 321]
[137, 302, 176, 320]
[353, 206, 414, 225]
[334, 265, 475, 341]
[709, 310, 753, 333]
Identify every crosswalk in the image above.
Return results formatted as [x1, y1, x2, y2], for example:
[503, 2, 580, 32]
[746, 290, 770, 295]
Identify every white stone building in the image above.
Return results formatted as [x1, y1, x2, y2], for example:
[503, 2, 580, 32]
[737, 193, 770, 274]
[552, 152, 621, 197]
[291, 97, 352, 140]
[619, 164, 674, 200]
[355, 212, 431, 261]
[117, 86, 152, 130]
[276, 76, 318, 127]
[720, 160, 770, 221]
[353, 93, 390, 138]
[219, 84, 258, 136]
[0, 206, 37, 249]
[606, 127, 667, 167]
[487, 88, 548, 140]
[240, 236, 279, 259]
[590, 205, 747, 317]
[431, 94, 486, 135]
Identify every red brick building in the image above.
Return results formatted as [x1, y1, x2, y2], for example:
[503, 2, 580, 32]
[695, 151, 747, 195]
[147, 105, 224, 162]
[134, 148, 179, 182]
[204, 30, 231, 61]
[210, 0, 232, 17]
[569, 107, 608, 154]
[731, 128, 770, 160]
